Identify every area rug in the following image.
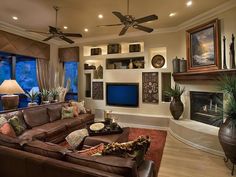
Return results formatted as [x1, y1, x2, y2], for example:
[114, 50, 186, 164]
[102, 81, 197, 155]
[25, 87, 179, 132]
[128, 128, 167, 173]
[59, 127, 167, 173]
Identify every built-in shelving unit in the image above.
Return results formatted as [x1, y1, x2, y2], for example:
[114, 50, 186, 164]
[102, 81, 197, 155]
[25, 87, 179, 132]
[172, 69, 236, 82]
[106, 56, 145, 70]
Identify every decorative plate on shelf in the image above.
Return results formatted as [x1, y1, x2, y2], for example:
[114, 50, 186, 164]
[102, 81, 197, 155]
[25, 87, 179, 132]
[89, 122, 105, 131]
[151, 55, 165, 68]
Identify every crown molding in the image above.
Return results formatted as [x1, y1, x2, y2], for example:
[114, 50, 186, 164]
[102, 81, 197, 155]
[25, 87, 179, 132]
[0, 0, 235, 46]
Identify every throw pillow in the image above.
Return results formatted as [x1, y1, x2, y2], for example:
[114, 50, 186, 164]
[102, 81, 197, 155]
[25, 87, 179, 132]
[0, 122, 16, 138]
[71, 101, 87, 114]
[65, 129, 88, 149]
[8, 116, 25, 136]
[102, 136, 151, 167]
[72, 104, 80, 117]
[0, 116, 7, 127]
[61, 106, 74, 119]
[78, 143, 104, 156]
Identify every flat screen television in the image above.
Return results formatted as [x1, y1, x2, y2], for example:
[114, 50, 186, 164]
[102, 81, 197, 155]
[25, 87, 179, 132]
[106, 83, 139, 107]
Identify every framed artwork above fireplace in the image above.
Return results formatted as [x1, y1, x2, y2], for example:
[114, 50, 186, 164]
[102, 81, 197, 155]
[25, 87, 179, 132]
[186, 19, 220, 72]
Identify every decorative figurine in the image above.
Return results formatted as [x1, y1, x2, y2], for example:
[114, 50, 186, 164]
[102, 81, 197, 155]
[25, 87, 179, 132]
[230, 34, 235, 69]
[223, 36, 227, 69]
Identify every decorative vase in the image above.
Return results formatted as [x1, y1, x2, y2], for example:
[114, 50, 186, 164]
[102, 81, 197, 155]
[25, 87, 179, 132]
[128, 59, 133, 69]
[170, 96, 184, 120]
[28, 102, 38, 107]
[172, 56, 180, 73]
[218, 118, 236, 175]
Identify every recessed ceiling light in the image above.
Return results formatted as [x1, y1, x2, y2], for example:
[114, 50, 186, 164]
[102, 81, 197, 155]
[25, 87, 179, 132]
[186, 1, 193, 7]
[12, 16, 18, 20]
[63, 26, 68, 29]
[84, 28, 88, 32]
[98, 14, 103, 19]
[169, 13, 176, 17]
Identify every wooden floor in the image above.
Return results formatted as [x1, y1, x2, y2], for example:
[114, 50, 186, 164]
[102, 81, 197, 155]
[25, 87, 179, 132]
[158, 132, 235, 177]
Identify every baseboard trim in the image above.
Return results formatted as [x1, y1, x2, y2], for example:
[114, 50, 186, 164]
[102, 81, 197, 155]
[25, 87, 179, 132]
[119, 122, 168, 131]
[168, 128, 224, 157]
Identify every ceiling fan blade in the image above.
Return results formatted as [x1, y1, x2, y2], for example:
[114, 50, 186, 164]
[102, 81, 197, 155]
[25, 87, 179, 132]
[26, 30, 49, 35]
[119, 26, 129, 36]
[135, 15, 158, 24]
[49, 26, 58, 33]
[133, 25, 153, 33]
[97, 24, 123, 27]
[112, 11, 126, 22]
[63, 33, 82, 38]
[60, 36, 74, 44]
[43, 36, 54, 41]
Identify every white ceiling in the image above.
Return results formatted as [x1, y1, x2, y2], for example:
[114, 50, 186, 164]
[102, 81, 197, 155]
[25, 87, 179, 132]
[0, 0, 231, 38]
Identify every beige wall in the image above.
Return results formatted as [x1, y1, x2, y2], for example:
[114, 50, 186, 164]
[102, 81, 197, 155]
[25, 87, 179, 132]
[77, 6, 236, 120]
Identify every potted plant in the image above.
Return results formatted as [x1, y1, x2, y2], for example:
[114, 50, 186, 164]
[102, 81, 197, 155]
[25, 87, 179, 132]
[165, 84, 185, 120]
[25, 91, 38, 107]
[40, 89, 50, 104]
[50, 88, 59, 103]
[218, 75, 236, 175]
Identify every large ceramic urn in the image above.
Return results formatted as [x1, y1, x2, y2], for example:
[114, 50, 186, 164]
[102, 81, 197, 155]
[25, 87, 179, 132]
[218, 118, 236, 175]
[170, 96, 184, 120]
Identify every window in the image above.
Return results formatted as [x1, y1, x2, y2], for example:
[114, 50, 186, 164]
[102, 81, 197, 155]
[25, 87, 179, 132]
[0, 59, 11, 85]
[16, 58, 38, 92]
[64, 62, 78, 101]
[0, 52, 39, 110]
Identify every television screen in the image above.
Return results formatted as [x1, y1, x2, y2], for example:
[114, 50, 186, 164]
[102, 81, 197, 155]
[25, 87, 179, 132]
[106, 83, 139, 107]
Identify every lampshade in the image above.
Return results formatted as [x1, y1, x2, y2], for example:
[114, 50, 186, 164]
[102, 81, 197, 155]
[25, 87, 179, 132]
[0, 80, 25, 94]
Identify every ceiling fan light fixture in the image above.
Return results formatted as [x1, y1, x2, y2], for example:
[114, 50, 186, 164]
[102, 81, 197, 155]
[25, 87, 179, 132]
[84, 28, 89, 32]
[63, 26, 68, 29]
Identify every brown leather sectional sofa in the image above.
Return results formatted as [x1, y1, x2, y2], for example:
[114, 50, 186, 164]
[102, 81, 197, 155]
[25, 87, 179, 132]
[0, 102, 156, 177]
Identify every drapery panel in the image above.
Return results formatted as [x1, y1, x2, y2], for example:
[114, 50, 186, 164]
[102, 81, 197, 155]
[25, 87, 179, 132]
[36, 59, 50, 91]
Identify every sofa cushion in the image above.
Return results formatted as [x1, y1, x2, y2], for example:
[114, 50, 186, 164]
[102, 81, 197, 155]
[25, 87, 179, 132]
[1, 111, 27, 129]
[0, 133, 22, 149]
[0, 122, 16, 137]
[18, 129, 47, 141]
[35, 121, 67, 139]
[47, 104, 62, 122]
[8, 116, 26, 136]
[59, 118, 83, 129]
[23, 107, 50, 128]
[65, 153, 138, 177]
[61, 106, 74, 119]
[23, 140, 69, 160]
[77, 114, 94, 123]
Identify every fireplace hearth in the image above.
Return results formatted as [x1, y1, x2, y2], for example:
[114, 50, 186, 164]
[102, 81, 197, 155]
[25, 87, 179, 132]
[190, 91, 223, 127]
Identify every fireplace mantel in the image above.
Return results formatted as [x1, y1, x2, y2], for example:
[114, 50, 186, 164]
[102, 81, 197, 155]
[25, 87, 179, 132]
[173, 69, 236, 82]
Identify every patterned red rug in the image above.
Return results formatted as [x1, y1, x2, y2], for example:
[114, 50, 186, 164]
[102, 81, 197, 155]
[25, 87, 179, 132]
[128, 128, 167, 173]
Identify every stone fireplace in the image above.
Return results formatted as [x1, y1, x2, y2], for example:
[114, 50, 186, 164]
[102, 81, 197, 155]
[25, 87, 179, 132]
[190, 91, 223, 127]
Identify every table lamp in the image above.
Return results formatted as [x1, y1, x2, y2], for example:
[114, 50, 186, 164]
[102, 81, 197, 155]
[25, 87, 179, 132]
[0, 80, 25, 110]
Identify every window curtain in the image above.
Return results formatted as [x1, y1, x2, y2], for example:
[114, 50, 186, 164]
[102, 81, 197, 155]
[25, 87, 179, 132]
[36, 59, 50, 91]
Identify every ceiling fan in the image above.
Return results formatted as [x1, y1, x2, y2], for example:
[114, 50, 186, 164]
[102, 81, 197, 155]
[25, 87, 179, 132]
[97, 0, 158, 36]
[26, 6, 82, 44]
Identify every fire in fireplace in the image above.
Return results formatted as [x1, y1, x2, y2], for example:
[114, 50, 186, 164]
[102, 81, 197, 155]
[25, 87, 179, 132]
[190, 91, 223, 127]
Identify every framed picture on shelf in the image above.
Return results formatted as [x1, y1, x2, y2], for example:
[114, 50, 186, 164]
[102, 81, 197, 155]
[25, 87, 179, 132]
[186, 19, 220, 72]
